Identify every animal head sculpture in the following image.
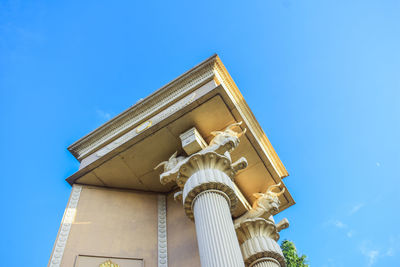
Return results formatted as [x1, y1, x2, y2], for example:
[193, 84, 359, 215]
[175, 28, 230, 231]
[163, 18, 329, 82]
[154, 151, 188, 185]
[155, 151, 185, 172]
[252, 182, 285, 216]
[209, 121, 247, 153]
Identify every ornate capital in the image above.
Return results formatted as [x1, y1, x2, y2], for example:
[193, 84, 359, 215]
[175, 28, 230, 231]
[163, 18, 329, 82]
[155, 122, 248, 219]
[234, 182, 290, 267]
[235, 218, 286, 267]
[180, 152, 247, 219]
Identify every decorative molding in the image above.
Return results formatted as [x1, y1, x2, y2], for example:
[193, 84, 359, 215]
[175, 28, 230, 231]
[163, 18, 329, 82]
[93, 91, 197, 160]
[68, 56, 216, 161]
[157, 195, 168, 267]
[49, 185, 82, 267]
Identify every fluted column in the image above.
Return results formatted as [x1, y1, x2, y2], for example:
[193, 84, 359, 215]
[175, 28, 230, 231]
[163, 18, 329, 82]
[193, 190, 244, 267]
[156, 122, 248, 267]
[235, 218, 286, 267]
[178, 153, 246, 267]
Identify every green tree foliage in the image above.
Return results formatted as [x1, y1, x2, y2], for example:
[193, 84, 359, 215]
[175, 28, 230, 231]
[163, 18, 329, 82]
[280, 240, 309, 267]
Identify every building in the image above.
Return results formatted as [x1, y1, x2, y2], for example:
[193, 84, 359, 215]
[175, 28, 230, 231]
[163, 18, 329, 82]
[48, 55, 295, 267]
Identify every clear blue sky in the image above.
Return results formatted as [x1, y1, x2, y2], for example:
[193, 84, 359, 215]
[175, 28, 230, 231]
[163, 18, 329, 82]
[1, 1, 399, 266]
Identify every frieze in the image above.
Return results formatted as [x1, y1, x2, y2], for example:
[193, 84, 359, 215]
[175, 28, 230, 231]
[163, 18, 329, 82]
[69, 58, 216, 161]
[94, 92, 196, 159]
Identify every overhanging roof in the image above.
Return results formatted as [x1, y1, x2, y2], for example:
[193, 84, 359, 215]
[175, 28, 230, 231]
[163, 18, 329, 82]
[66, 55, 294, 216]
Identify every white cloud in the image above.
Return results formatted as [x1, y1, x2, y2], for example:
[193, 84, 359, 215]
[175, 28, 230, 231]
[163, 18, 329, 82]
[326, 220, 356, 239]
[333, 220, 347, 229]
[385, 235, 400, 257]
[386, 247, 394, 257]
[96, 109, 112, 121]
[367, 250, 379, 266]
[350, 203, 365, 215]
[347, 230, 354, 238]
[360, 241, 380, 266]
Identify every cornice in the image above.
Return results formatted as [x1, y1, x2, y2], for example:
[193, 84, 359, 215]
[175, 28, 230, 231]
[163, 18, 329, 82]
[67, 54, 288, 181]
[211, 57, 289, 178]
[68, 54, 218, 161]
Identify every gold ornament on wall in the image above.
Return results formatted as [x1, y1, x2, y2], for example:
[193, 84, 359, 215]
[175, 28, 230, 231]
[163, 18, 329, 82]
[99, 259, 120, 267]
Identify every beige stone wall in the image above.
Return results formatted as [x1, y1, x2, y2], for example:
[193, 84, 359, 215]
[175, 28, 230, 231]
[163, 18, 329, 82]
[57, 185, 158, 267]
[166, 193, 201, 267]
[49, 186, 204, 266]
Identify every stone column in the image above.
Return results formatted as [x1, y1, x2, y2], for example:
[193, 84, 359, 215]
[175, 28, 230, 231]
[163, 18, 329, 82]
[156, 122, 248, 267]
[235, 218, 286, 267]
[178, 153, 246, 267]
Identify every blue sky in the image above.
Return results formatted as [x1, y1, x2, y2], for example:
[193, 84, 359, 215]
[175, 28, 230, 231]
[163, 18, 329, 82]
[1, 0, 399, 266]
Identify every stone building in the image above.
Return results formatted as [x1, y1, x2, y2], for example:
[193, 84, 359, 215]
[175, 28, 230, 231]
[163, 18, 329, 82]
[48, 55, 295, 267]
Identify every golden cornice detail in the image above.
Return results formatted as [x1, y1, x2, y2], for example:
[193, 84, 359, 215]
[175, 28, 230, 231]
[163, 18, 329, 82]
[212, 57, 289, 179]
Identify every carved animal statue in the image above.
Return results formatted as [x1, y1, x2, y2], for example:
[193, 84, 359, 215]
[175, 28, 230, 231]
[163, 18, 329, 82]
[154, 151, 186, 172]
[207, 121, 247, 153]
[234, 182, 285, 226]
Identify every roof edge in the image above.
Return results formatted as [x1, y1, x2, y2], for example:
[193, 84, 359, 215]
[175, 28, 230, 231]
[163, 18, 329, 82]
[68, 54, 219, 160]
[212, 56, 289, 178]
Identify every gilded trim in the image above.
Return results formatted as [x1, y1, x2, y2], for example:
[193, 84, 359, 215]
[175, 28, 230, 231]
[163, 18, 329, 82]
[136, 120, 152, 133]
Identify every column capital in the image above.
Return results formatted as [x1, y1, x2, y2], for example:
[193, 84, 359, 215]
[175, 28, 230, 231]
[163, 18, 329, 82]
[155, 122, 248, 220]
[235, 218, 286, 266]
[179, 151, 247, 219]
[234, 183, 289, 267]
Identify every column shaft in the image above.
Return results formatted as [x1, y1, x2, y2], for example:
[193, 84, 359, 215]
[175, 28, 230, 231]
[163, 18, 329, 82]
[193, 190, 245, 267]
